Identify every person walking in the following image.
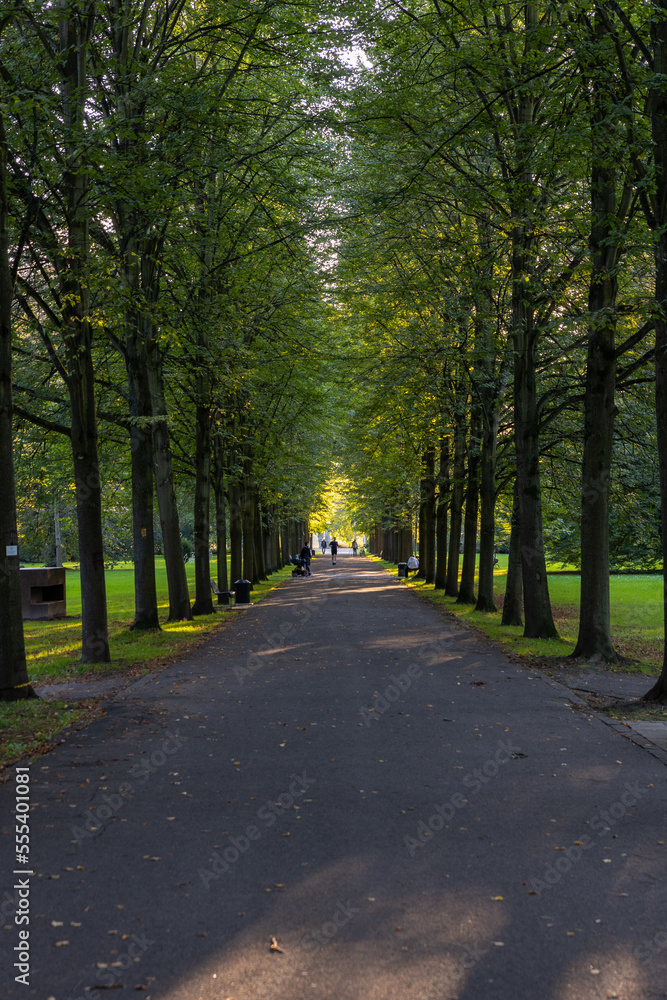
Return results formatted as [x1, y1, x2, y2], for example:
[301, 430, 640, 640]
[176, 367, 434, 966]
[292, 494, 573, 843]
[330, 537, 339, 565]
[299, 541, 312, 576]
[321, 537, 326, 555]
[352, 539, 358, 556]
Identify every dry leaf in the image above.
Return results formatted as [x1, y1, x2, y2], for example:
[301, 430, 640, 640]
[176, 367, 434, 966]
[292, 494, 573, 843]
[491, 896, 503, 901]
[270, 936, 284, 953]
[55, 940, 69, 947]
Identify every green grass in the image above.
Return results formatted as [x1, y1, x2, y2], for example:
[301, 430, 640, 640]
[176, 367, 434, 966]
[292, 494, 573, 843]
[0, 700, 86, 765]
[1, 558, 294, 769]
[23, 557, 293, 682]
[369, 554, 663, 677]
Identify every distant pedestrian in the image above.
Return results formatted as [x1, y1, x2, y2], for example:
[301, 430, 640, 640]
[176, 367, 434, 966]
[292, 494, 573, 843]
[352, 539, 358, 556]
[299, 542, 312, 576]
[330, 537, 339, 565]
[321, 538, 326, 554]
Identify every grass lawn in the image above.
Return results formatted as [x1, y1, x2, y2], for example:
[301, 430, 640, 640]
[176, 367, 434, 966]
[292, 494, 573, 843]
[369, 554, 664, 677]
[1, 557, 294, 769]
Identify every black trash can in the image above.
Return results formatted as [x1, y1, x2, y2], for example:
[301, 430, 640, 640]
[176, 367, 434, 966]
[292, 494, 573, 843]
[398, 562, 408, 578]
[233, 578, 251, 604]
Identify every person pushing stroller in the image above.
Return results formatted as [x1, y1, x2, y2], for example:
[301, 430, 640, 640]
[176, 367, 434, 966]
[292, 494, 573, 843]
[299, 541, 312, 576]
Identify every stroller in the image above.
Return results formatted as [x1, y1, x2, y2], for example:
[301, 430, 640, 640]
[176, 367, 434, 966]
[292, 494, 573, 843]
[290, 555, 308, 577]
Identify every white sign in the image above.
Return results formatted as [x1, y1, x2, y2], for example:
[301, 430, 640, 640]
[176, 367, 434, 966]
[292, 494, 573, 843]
[6, 545, 18, 557]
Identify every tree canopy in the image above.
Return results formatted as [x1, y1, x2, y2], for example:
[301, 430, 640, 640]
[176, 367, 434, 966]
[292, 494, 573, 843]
[2, 0, 667, 702]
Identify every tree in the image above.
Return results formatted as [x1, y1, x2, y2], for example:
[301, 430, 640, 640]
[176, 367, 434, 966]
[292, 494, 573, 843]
[0, 59, 35, 700]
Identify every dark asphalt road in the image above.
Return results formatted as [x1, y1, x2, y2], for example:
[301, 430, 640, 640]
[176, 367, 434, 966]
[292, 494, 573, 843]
[1, 556, 666, 1000]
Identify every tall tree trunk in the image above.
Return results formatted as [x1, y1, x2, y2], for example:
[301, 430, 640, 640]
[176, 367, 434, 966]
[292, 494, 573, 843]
[126, 344, 159, 629]
[435, 435, 449, 590]
[416, 489, 426, 576]
[280, 516, 290, 568]
[423, 446, 436, 584]
[510, 26, 558, 638]
[192, 379, 213, 616]
[212, 433, 229, 604]
[0, 110, 35, 699]
[645, 8, 667, 702]
[229, 469, 243, 584]
[253, 498, 267, 582]
[111, 5, 159, 631]
[242, 448, 255, 584]
[573, 11, 629, 662]
[148, 349, 191, 621]
[60, 8, 110, 663]
[474, 222, 501, 613]
[457, 411, 481, 604]
[399, 525, 412, 562]
[476, 403, 499, 612]
[513, 302, 557, 638]
[445, 406, 466, 597]
[502, 480, 523, 626]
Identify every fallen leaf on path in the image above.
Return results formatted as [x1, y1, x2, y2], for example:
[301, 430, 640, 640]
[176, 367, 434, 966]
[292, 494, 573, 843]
[270, 936, 284, 953]
[490, 896, 503, 901]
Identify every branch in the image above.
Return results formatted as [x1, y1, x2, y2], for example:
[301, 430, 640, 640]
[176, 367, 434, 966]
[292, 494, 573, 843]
[13, 405, 71, 437]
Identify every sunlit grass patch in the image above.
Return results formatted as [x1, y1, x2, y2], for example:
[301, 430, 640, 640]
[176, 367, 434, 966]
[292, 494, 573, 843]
[368, 554, 662, 676]
[2, 561, 294, 769]
[23, 560, 293, 683]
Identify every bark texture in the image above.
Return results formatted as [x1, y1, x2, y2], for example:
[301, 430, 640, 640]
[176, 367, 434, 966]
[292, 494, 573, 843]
[645, 8, 667, 702]
[457, 411, 480, 605]
[573, 11, 628, 662]
[502, 480, 523, 626]
[148, 350, 192, 620]
[60, 11, 109, 662]
[0, 109, 35, 699]
[435, 436, 449, 590]
[445, 406, 466, 597]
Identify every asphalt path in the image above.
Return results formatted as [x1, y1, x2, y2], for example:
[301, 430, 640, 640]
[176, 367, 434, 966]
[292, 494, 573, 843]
[1, 555, 666, 1000]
